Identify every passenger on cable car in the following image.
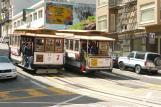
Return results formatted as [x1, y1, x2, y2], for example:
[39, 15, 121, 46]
[23, 42, 32, 69]
[89, 42, 98, 55]
[80, 43, 87, 62]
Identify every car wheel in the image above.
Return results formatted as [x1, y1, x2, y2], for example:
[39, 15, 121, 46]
[135, 65, 142, 74]
[119, 62, 126, 70]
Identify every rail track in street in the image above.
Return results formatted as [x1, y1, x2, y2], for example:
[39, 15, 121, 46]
[41, 70, 161, 107]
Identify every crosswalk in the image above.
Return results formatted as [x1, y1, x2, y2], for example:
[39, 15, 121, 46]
[0, 87, 74, 101]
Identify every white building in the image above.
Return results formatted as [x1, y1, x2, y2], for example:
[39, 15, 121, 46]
[11, 0, 96, 32]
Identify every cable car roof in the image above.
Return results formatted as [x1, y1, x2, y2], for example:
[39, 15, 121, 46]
[65, 35, 115, 41]
[11, 29, 114, 40]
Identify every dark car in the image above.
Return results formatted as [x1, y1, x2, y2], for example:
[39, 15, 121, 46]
[112, 56, 118, 68]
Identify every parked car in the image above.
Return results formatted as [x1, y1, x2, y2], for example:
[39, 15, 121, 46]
[112, 56, 118, 68]
[112, 52, 122, 68]
[118, 51, 161, 74]
[0, 56, 17, 79]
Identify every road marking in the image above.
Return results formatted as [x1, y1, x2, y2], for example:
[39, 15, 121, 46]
[0, 102, 60, 104]
[0, 92, 17, 100]
[0, 88, 48, 101]
[25, 89, 48, 97]
[48, 87, 74, 95]
[55, 95, 84, 106]
[0, 102, 58, 104]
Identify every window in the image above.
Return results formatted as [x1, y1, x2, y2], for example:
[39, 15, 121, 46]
[55, 39, 63, 53]
[14, 22, 17, 28]
[38, 10, 43, 18]
[140, 2, 155, 23]
[135, 53, 145, 59]
[17, 20, 20, 27]
[147, 54, 160, 61]
[98, 15, 107, 30]
[29, 14, 32, 22]
[128, 53, 134, 58]
[69, 40, 73, 50]
[75, 40, 79, 51]
[20, 19, 24, 25]
[65, 39, 69, 49]
[45, 38, 54, 52]
[133, 37, 146, 51]
[98, 0, 108, 6]
[35, 38, 45, 52]
[33, 12, 37, 20]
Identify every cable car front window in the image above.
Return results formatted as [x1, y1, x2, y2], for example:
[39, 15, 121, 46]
[55, 38, 63, 53]
[45, 38, 54, 52]
[35, 38, 45, 52]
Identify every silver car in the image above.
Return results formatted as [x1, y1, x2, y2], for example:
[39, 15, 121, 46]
[0, 56, 17, 79]
[118, 51, 161, 74]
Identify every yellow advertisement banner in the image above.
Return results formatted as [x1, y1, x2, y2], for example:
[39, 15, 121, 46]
[46, 3, 73, 25]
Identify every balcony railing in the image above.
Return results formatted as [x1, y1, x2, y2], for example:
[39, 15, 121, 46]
[109, 0, 137, 8]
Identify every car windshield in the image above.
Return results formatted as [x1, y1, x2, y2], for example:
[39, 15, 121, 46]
[0, 56, 10, 63]
[147, 54, 160, 61]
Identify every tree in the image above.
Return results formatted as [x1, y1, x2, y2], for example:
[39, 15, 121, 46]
[69, 16, 96, 30]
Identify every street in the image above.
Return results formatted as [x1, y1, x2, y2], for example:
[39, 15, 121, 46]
[1, 43, 161, 107]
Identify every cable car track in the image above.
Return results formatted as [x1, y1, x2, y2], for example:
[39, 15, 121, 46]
[44, 71, 161, 107]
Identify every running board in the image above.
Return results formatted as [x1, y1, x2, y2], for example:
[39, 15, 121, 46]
[36, 69, 60, 74]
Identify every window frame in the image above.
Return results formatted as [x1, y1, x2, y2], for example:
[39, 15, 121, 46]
[35, 37, 45, 52]
[98, 15, 107, 30]
[128, 52, 135, 58]
[135, 53, 145, 60]
[98, 0, 108, 7]
[74, 40, 80, 51]
[55, 38, 64, 53]
[140, 2, 155, 24]
[38, 10, 43, 19]
[33, 12, 37, 21]
[45, 38, 55, 52]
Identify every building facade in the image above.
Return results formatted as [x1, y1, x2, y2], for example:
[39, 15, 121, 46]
[11, 0, 95, 32]
[96, 0, 161, 56]
[0, 0, 95, 38]
[0, 0, 12, 38]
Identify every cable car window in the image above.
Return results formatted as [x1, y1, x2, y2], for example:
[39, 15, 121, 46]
[69, 40, 73, 50]
[45, 38, 54, 52]
[65, 39, 69, 49]
[75, 40, 79, 51]
[99, 41, 108, 55]
[35, 38, 45, 52]
[55, 38, 63, 53]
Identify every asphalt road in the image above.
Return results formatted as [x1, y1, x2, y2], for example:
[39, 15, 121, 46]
[0, 43, 104, 107]
[0, 74, 104, 107]
[1, 43, 161, 107]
